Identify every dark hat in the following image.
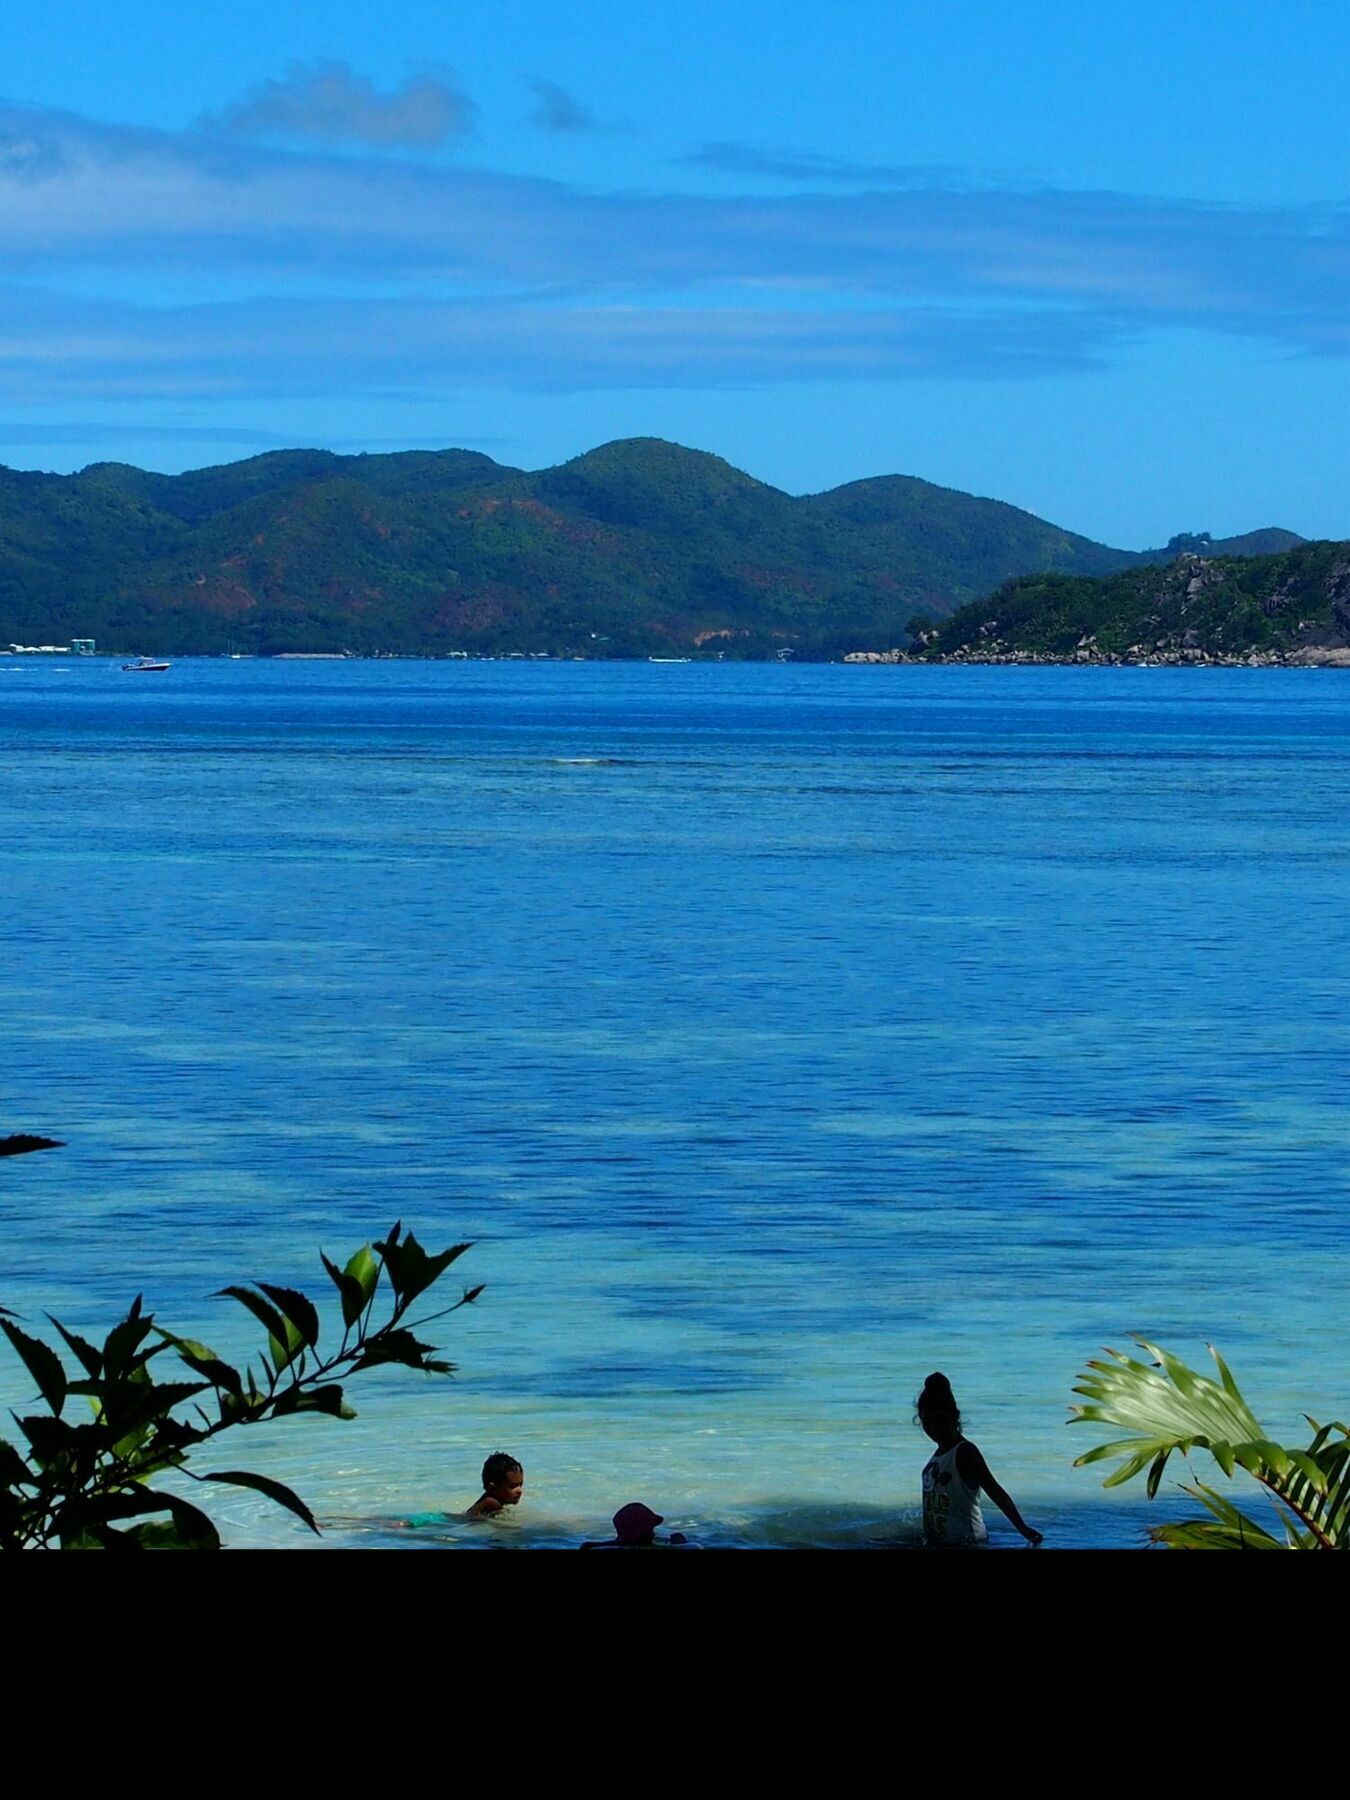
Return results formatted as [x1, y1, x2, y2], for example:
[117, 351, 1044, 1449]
[613, 1501, 663, 1542]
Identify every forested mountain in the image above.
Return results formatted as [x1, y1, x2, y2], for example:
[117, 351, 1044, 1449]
[0, 437, 1305, 657]
[922, 539, 1350, 663]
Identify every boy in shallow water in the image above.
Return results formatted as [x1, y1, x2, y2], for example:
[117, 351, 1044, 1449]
[464, 1452, 526, 1520]
[392, 1451, 525, 1531]
[580, 1502, 689, 1549]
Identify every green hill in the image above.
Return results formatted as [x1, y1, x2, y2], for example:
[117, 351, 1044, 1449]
[0, 438, 1308, 657]
[923, 540, 1350, 663]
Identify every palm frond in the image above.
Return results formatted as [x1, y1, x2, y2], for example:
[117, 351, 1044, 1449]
[1070, 1338, 1271, 1492]
[1148, 1483, 1287, 1551]
[1070, 1338, 1349, 1549]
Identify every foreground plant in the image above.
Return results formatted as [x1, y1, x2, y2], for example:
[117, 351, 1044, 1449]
[1070, 1338, 1349, 1549]
[0, 1223, 480, 1549]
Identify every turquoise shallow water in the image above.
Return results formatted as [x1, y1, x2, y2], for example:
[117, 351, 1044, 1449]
[2, 657, 1348, 1549]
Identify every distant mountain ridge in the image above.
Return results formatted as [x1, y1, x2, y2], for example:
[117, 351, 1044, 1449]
[0, 437, 1306, 657]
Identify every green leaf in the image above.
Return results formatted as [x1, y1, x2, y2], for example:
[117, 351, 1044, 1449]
[1146, 1448, 1171, 1500]
[258, 1285, 320, 1351]
[267, 1319, 306, 1375]
[110, 1421, 152, 1463]
[204, 1469, 319, 1535]
[218, 1390, 249, 1424]
[156, 1493, 222, 1550]
[15, 1412, 87, 1464]
[322, 1253, 366, 1330]
[216, 1285, 288, 1348]
[1150, 1481, 1287, 1550]
[1, 1318, 68, 1415]
[57, 1486, 221, 1550]
[374, 1230, 472, 1307]
[344, 1245, 380, 1305]
[271, 1384, 356, 1421]
[1071, 1337, 1350, 1548]
[100, 1379, 211, 1439]
[1207, 1343, 1245, 1403]
[1150, 1518, 1284, 1550]
[60, 1522, 136, 1551]
[103, 1303, 155, 1378]
[124, 1521, 196, 1549]
[302, 1385, 356, 1420]
[350, 1328, 453, 1373]
[1210, 1440, 1237, 1479]
[156, 1332, 244, 1398]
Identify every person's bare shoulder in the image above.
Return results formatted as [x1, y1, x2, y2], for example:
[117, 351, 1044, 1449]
[955, 1439, 988, 1484]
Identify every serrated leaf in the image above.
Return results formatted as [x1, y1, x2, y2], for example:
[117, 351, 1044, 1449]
[16, 1412, 86, 1464]
[103, 1308, 155, 1378]
[45, 1315, 102, 1379]
[101, 1380, 212, 1442]
[350, 1328, 438, 1371]
[374, 1231, 472, 1307]
[0, 1438, 35, 1488]
[259, 1285, 320, 1351]
[157, 1332, 243, 1398]
[216, 1285, 288, 1348]
[1, 1318, 68, 1415]
[273, 1384, 356, 1421]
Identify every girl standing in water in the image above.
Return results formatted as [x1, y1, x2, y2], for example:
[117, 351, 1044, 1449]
[916, 1373, 1043, 1548]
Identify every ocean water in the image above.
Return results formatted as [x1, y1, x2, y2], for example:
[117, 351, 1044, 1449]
[2, 657, 1347, 1551]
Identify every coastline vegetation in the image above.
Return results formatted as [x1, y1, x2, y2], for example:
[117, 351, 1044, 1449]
[1072, 1339, 1349, 1549]
[922, 538, 1350, 665]
[0, 1220, 480, 1549]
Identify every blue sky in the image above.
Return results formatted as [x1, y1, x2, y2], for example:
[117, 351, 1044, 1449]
[2, 0, 1349, 545]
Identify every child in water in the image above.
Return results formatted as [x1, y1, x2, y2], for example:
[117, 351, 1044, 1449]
[579, 1502, 689, 1549]
[390, 1450, 525, 1531]
[916, 1373, 1043, 1548]
[465, 1451, 526, 1519]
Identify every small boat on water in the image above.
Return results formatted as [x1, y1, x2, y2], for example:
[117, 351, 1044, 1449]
[121, 657, 171, 673]
[648, 656, 692, 663]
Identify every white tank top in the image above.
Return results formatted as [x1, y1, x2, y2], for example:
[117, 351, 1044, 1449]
[922, 1443, 988, 1546]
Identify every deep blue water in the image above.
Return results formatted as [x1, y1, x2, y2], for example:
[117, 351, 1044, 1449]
[2, 657, 1347, 1549]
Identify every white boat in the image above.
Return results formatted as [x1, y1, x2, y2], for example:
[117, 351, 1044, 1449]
[648, 656, 692, 663]
[121, 657, 171, 673]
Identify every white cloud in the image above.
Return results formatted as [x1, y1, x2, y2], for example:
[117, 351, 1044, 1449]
[1, 100, 1349, 402]
[0, 288, 1121, 402]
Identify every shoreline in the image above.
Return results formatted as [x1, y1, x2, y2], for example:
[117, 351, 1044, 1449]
[845, 647, 1350, 668]
[8, 648, 1350, 668]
